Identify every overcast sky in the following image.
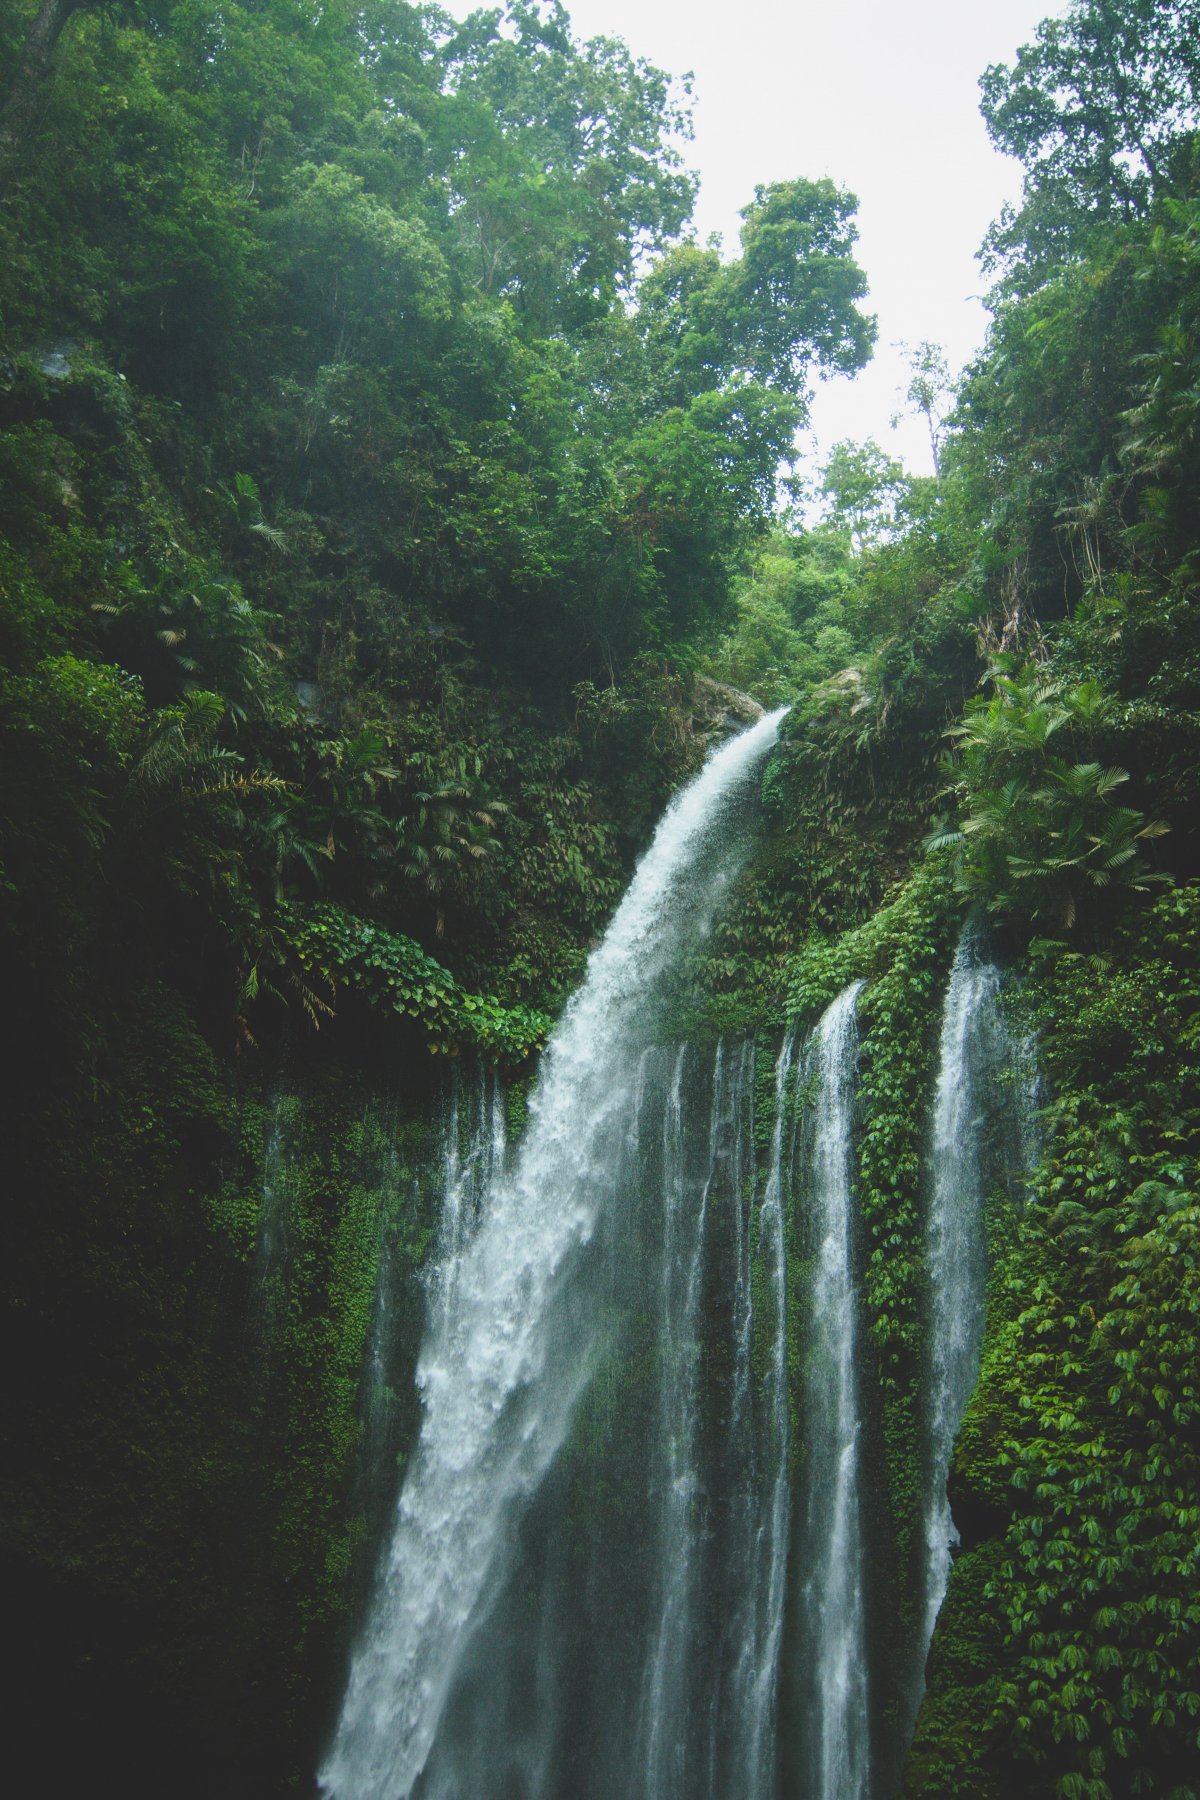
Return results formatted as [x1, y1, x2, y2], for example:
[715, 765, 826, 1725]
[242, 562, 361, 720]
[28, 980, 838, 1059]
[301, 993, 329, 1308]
[446, 0, 1066, 487]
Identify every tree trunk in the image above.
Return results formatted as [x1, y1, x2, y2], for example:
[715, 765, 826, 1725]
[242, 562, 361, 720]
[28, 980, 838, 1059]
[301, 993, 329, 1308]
[0, 0, 84, 180]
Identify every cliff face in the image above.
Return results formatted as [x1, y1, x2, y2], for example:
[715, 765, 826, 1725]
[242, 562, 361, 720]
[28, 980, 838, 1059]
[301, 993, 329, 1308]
[3, 1022, 442, 1795]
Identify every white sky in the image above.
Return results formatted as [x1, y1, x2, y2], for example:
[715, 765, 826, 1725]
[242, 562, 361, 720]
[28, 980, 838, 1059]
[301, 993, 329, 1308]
[448, 0, 1065, 484]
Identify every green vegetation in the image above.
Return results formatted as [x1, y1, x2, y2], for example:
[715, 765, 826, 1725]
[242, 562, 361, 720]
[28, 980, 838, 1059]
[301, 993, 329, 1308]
[928, 667, 1170, 929]
[3, 0, 1200, 1791]
[908, 889, 1200, 1799]
[287, 900, 550, 1057]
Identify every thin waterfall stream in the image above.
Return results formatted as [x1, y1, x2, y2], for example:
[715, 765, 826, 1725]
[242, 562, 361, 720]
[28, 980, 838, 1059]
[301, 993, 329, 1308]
[921, 930, 1001, 1654]
[634, 1041, 714, 1798]
[918, 928, 1038, 1679]
[731, 1026, 800, 1799]
[797, 981, 871, 1800]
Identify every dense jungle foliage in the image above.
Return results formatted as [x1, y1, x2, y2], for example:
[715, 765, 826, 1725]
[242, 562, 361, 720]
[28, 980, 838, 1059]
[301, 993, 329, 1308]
[1, 0, 1198, 1793]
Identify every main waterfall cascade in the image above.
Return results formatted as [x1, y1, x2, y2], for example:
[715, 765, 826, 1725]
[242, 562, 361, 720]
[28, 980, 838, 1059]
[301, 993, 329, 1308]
[321, 709, 791, 1800]
[322, 715, 1040, 1800]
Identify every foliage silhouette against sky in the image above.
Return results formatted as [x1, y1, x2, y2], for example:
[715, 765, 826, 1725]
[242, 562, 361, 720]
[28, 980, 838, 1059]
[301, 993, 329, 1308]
[442, 0, 1066, 481]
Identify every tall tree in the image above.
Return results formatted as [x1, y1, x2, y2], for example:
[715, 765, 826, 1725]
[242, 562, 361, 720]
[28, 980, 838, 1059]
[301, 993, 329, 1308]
[980, 0, 1200, 283]
[421, 0, 696, 329]
[820, 439, 907, 552]
[892, 340, 953, 475]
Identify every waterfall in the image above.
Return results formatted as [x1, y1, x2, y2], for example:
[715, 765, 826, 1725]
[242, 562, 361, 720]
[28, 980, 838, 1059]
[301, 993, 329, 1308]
[730, 1027, 798, 1798]
[920, 932, 997, 1653]
[427, 1063, 508, 1342]
[633, 1041, 712, 1796]
[414, 1033, 777, 1800]
[321, 708, 787, 1800]
[918, 927, 1034, 1664]
[358, 1069, 507, 1523]
[797, 980, 871, 1800]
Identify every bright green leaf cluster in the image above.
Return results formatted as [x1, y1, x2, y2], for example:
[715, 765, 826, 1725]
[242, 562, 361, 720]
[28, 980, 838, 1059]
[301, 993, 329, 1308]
[285, 900, 549, 1060]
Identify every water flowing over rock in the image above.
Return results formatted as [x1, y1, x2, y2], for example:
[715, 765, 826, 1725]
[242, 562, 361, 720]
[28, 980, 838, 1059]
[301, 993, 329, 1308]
[732, 1027, 799, 1799]
[795, 981, 872, 1800]
[356, 1069, 508, 1539]
[918, 927, 1038, 1677]
[320, 709, 788, 1800]
[251, 1091, 293, 1351]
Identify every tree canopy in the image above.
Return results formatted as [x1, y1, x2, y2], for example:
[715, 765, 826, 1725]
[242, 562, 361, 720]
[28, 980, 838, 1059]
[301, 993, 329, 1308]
[980, 0, 1200, 282]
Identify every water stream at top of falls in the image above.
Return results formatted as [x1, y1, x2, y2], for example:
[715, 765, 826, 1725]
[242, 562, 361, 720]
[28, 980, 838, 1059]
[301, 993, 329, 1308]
[320, 708, 788, 1800]
[797, 980, 871, 1800]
